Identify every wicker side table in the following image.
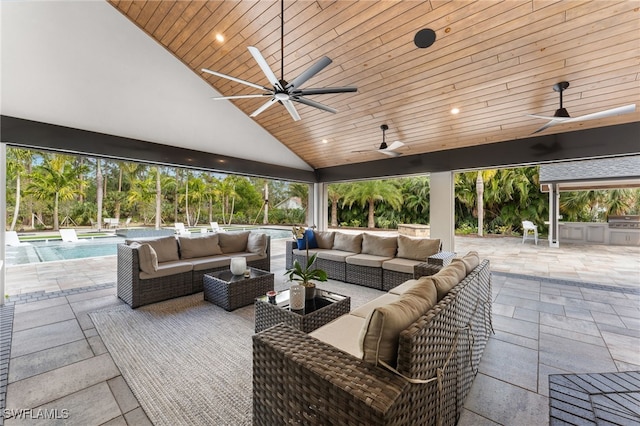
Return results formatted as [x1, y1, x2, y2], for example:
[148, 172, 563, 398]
[255, 289, 350, 333]
[203, 267, 274, 311]
[428, 251, 456, 266]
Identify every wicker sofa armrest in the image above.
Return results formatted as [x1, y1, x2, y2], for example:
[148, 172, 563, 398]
[285, 239, 297, 269]
[253, 324, 412, 425]
[117, 243, 139, 306]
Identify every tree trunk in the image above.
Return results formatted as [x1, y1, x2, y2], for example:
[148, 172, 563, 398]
[263, 182, 269, 225]
[476, 173, 484, 237]
[53, 192, 60, 231]
[155, 168, 161, 230]
[10, 174, 20, 231]
[331, 200, 338, 227]
[368, 199, 375, 228]
[97, 159, 103, 231]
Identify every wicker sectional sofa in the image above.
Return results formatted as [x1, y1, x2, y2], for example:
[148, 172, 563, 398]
[286, 231, 442, 291]
[253, 253, 491, 426]
[117, 231, 270, 308]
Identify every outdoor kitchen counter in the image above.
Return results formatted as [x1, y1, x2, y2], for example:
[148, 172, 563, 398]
[559, 221, 640, 246]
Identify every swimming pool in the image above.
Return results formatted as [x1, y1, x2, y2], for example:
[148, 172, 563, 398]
[4, 227, 292, 266]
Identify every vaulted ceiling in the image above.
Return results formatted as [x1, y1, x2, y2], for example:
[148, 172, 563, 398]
[109, 0, 640, 170]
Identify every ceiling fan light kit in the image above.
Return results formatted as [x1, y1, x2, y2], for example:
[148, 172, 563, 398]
[528, 81, 636, 134]
[201, 0, 357, 121]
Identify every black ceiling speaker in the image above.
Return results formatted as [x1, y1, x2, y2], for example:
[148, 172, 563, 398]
[414, 28, 436, 48]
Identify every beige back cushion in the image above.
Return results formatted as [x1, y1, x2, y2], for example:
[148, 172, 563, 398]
[402, 276, 438, 303]
[127, 236, 179, 263]
[459, 251, 480, 274]
[218, 231, 250, 253]
[362, 233, 398, 258]
[247, 233, 268, 256]
[130, 242, 158, 273]
[360, 293, 435, 367]
[178, 234, 223, 259]
[314, 231, 335, 249]
[332, 232, 363, 253]
[432, 262, 465, 301]
[396, 235, 440, 261]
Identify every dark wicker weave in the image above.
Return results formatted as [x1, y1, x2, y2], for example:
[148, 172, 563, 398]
[414, 262, 443, 278]
[316, 257, 346, 281]
[117, 236, 271, 308]
[346, 263, 383, 289]
[203, 268, 274, 311]
[382, 269, 414, 291]
[254, 289, 350, 333]
[285, 240, 296, 269]
[253, 260, 492, 426]
[117, 244, 193, 308]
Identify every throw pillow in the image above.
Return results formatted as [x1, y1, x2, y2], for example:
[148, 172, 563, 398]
[130, 242, 158, 274]
[362, 233, 397, 258]
[314, 231, 335, 249]
[431, 269, 460, 301]
[396, 235, 440, 261]
[459, 251, 480, 274]
[332, 232, 363, 253]
[218, 231, 250, 253]
[178, 234, 222, 259]
[247, 232, 267, 256]
[402, 276, 438, 305]
[359, 294, 433, 367]
[301, 228, 318, 249]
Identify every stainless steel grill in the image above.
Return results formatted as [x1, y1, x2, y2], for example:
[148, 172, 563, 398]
[608, 215, 640, 229]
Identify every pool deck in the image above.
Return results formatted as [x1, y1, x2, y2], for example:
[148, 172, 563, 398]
[4, 234, 639, 296]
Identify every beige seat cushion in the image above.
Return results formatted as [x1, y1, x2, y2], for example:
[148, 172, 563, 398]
[139, 260, 192, 280]
[247, 233, 268, 256]
[332, 232, 363, 253]
[130, 242, 158, 274]
[314, 231, 335, 249]
[224, 252, 266, 263]
[127, 236, 179, 263]
[218, 231, 250, 253]
[359, 294, 435, 367]
[188, 256, 231, 271]
[316, 250, 354, 262]
[292, 248, 322, 257]
[382, 257, 421, 274]
[310, 314, 366, 358]
[345, 253, 392, 268]
[362, 233, 398, 258]
[350, 293, 401, 319]
[178, 234, 222, 259]
[396, 235, 440, 261]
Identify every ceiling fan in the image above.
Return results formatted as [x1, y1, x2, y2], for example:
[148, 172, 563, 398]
[528, 81, 636, 134]
[354, 124, 406, 157]
[201, 0, 357, 121]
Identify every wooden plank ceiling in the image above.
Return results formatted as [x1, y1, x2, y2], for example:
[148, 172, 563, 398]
[109, 0, 640, 170]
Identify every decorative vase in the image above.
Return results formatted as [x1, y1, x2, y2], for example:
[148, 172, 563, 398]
[289, 284, 305, 310]
[303, 283, 316, 300]
[230, 257, 247, 275]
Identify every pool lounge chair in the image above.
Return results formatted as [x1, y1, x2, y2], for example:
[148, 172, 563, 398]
[174, 222, 191, 235]
[210, 222, 226, 233]
[59, 229, 85, 242]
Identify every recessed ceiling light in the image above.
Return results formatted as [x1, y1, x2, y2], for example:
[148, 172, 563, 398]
[321, 139, 328, 144]
[215, 33, 224, 43]
[451, 107, 460, 115]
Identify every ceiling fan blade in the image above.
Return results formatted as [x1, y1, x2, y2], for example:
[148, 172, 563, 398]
[281, 100, 301, 121]
[201, 68, 266, 91]
[286, 56, 332, 90]
[250, 98, 278, 117]
[379, 149, 401, 157]
[292, 96, 337, 114]
[531, 120, 562, 134]
[212, 94, 270, 100]
[526, 114, 568, 121]
[295, 86, 359, 96]
[566, 104, 636, 123]
[247, 46, 283, 91]
[385, 141, 405, 151]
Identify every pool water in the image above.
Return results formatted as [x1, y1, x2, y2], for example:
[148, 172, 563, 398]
[4, 227, 292, 266]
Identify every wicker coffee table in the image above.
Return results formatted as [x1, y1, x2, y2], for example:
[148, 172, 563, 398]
[255, 288, 350, 333]
[203, 267, 274, 311]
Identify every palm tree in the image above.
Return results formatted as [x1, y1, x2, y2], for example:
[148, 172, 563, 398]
[328, 183, 348, 227]
[401, 176, 430, 223]
[343, 180, 403, 228]
[217, 176, 241, 225]
[6, 148, 34, 231]
[27, 154, 87, 230]
[475, 169, 497, 236]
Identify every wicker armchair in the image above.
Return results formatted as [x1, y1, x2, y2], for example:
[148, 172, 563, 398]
[253, 260, 492, 426]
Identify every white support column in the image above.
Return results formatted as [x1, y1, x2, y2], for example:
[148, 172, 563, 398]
[309, 183, 328, 231]
[429, 171, 455, 252]
[1, 143, 7, 305]
[548, 183, 560, 248]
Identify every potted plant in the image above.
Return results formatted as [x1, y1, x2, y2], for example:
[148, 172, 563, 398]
[286, 226, 327, 299]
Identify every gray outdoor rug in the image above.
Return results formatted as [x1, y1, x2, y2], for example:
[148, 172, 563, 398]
[89, 281, 384, 425]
